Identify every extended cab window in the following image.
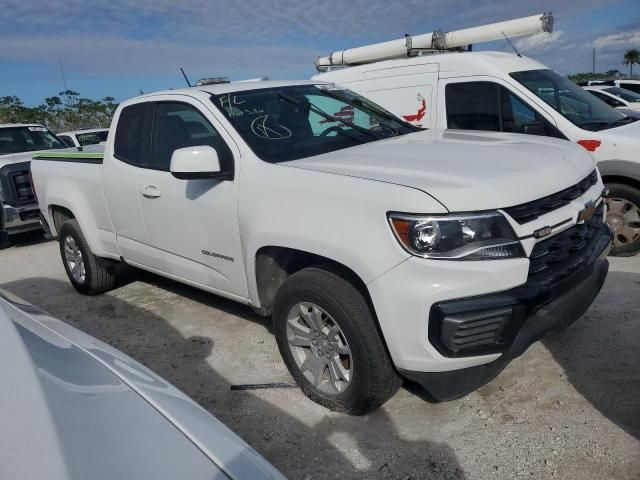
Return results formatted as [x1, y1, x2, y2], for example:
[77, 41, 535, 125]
[114, 103, 154, 166]
[150, 102, 233, 172]
[445, 82, 559, 137]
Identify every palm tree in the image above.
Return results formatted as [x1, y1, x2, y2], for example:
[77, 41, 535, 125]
[623, 49, 640, 77]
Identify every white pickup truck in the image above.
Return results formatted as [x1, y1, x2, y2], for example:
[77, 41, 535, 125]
[31, 80, 612, 414]
[0, 123, 67, 243]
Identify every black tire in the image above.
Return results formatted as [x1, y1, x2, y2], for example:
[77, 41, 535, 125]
[605, 182, 640, 257]
[58, 219, 116, 294]
[273, 266, 401, 414]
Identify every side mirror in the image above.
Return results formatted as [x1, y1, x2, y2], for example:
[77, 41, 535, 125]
[522, 121, 546, 136]
[170, 145, 228, 180]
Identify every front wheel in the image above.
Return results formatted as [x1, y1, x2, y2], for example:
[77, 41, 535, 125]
[605, 183, 640, 256]
[58, 219, 116, 294]
[273, 267, 401, 414]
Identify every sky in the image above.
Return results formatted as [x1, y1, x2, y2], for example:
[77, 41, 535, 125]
[1, 0, 639, 106]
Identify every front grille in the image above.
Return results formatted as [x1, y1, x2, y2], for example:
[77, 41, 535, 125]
[528, 203, 606, 286]
[504, 169, 598, 224]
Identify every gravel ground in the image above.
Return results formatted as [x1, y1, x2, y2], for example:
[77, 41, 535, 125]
[1, 231, 639, 479]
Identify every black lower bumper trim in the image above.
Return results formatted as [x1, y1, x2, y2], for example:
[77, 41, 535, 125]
[400, 252, 610, 401]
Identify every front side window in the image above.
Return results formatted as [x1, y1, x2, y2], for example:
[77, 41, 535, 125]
[150, 102, 233, 171]
[114, 103, 154, 166]
[511, 69, 628, 131]
[212, 84, 419, 163]
[0, 126, 66, 155]
[445, 81, 559, 137]
[588, 90, 625, 108]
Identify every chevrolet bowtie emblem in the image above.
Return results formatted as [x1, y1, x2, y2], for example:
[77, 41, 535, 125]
[578, 200, 597, 223]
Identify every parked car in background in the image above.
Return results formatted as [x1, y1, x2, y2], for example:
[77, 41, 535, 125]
[315, 53, 640, 256]
[0, 293, 285, 480]
[31, 80, 610, 414]
[57, 128, 109, 148]
[579, 79, 640, 95]
[0, 123, 66, 242]
[583, 85, 640, 114]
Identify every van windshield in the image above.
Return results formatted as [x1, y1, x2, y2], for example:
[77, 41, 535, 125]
[511, 69, 630, 131]
[211, 84, 419, 163]
[0, 126, 66, 155]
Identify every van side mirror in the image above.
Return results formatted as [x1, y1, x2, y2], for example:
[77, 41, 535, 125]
[522, 121, 546, 136]
[170, 146, 228, 180]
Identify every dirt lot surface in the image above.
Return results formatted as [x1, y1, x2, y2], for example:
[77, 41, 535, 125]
[1, 232, 639, 479]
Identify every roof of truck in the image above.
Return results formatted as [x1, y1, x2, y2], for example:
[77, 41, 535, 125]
[135, 80, 322, 100]
[313, 51, 548, 83]
[0, 123, 44, 129]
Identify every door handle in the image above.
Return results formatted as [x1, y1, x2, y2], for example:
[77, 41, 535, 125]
[142, 185, 161, 198]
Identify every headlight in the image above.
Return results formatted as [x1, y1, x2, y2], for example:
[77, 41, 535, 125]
[388, 212, 524, 260]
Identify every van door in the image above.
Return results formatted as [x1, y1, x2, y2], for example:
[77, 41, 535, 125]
[339, 63, 438, 128]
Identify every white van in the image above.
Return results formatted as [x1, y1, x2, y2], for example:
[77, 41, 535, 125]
[314, 52, 640, 255]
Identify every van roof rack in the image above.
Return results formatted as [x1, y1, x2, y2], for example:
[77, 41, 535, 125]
[315, 12, 553, 71]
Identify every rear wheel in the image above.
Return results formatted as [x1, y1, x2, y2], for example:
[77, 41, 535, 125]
[273, 267, 401, 414]
[605, 183, 640, 256]
[58, 219, 116, 294]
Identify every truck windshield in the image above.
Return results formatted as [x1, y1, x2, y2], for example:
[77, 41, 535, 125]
[604, 87, 640, 103]
[212, 84, 419, 162]
[0, 126, 66, 155]
[510, 69, 628, 131]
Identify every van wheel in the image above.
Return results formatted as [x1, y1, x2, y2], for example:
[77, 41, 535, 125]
[605, 183, 640, 256]
[273, 267, 401, 414]
[58, 219, 116, 294]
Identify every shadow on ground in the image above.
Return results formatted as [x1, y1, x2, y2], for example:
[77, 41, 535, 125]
[543, 270, 640, 440]
[2, 230, 51, 249]
[1, 276, 465, 479]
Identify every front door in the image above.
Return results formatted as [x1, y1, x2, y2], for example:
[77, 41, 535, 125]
[135, 98, 247, 298]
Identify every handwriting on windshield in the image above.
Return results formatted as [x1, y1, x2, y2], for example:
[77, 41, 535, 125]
[250, 115, 292, 139]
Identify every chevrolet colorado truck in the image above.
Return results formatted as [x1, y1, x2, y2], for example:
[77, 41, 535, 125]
[0, 123, 67, 243]
[31, 80, 612, 414]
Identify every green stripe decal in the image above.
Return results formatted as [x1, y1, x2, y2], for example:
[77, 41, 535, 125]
[33, 151, 104, 159]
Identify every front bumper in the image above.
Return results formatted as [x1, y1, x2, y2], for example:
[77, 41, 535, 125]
[1, 202, 41, 235]
[399, 226, 611, 400]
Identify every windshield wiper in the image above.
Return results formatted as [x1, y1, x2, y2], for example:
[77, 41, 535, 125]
[277, 93, 380, 141]
[608, 116, 637, 128]
[578, 120, 611, 131]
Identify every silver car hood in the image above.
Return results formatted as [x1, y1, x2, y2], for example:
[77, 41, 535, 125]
[285, 129, 596, 212]
[0, 295, 284, 480]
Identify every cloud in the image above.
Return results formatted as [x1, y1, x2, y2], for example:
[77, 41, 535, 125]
[593, 30, 640, 49]
[513, 30, 564, 52]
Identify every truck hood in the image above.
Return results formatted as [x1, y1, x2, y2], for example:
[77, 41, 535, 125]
[284, 129, 596, 212]
[0, 151, 36, 168]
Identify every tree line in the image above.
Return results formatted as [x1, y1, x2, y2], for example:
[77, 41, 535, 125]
[0, 90, 117, 133]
